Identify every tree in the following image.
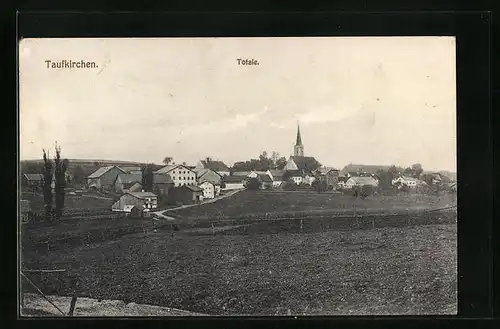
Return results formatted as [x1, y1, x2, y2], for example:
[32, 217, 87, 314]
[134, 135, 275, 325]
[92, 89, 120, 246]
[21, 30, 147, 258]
[53, 145, 67, 220]
[411, 163, 423, 178]
[141, 164, 154, 192]
[312, 180, 328, 193]
[276, 157, 288, 170]
[388, 165, 399, 178]
[360, 185, 375, 198]
[72, 165, 85, 184]
[205, 157, 212, 163]
[93, 161, 100, 167]
[376, 169, 393, 190]
[283, 178, 298, 191]
[271, 151, 280, 169]
[162, 157, 173, 165]
[42, 149, 53, 223]
[245, 177, 262, 190]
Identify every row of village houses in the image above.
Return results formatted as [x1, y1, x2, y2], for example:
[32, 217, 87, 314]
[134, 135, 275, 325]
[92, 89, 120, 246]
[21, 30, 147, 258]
[22, 157, 455, 214]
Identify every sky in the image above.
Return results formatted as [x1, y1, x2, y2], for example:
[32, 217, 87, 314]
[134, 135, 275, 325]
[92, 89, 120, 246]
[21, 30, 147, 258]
[19, 37, 456, 172]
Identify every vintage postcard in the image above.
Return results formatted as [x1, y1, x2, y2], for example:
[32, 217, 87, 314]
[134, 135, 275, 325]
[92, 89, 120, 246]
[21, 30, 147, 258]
[18, 37, 457, 316]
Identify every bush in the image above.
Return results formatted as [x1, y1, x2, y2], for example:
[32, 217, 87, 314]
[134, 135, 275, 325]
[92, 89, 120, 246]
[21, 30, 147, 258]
[283, 179, 298, 191]
[360, 185, 375, 198]
[312, 180, 328, 193]
[245, 177, 262, 190]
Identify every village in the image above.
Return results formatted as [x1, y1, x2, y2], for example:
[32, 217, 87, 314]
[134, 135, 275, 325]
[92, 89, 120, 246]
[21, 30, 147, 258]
[20, 124, 457, 221]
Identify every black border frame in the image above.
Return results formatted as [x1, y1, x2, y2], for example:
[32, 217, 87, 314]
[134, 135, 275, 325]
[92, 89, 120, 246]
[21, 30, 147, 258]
[12, 11, 493, 328]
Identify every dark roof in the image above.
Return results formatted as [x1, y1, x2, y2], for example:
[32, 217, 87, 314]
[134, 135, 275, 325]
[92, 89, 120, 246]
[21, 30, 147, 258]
[338, 177, 348, 183]
[200, 160, 229, 172]
[24, 173, 44, 181]
[289, 156, 320, 172]
[117, 174, 142, 184]
[88, 166, 125, 178]
[153, 174, 173, 184]
[258, 174, 273, 183]
[224, 176, 246, 183]
[126, 191, 157, 199]
[123, 182, 142, 189]
[268, 170, 284, 179]
[184, 185, 202, 192]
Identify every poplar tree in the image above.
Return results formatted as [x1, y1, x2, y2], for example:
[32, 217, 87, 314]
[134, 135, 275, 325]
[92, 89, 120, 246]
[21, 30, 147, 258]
[54, 145, 67, 219]
[42, 149, 53, 223]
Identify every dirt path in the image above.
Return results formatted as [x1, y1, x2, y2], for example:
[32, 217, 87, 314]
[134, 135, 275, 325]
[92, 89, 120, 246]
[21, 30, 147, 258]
[157, 189, 244, 216]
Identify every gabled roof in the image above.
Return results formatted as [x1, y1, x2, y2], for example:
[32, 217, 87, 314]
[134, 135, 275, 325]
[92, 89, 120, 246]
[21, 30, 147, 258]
[258, 174, 273, 183]
[268, 170, 284, 179]
[120, 166, 142, 173]
[224, 176, 247, 183]
[24, 173, 44, 181]
[194, 168, 221, 179]
[154, 164, 194, 174]
[116, 174, 142, 184]
[126, 191, 157, 199]
[199, 160, 229, 172]
[289, 156, 320, 172]
[347, 176, 378, 185]
[232, 171, 250, 177]
[123, 182, 142, 189]
[88, 166, 125, 179]
[184, 185, 202, 192]
[153, 174, 173, 184]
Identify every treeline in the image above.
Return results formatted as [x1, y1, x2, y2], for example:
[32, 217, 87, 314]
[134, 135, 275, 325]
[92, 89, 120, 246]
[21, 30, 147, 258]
[231, 151, 288, 172]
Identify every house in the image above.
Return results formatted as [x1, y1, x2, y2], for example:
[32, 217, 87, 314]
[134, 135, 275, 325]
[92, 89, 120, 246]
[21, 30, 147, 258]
[345, 176, 379, 189]
[87, 166, 127, 190]
[113, 174, 143, 193]
[392, 175, 419, 188]
[222, 175, 246, 190]
[196, 159, 230, 177]
[337, 177, 348, 189]
[199, 181, 217, 199]
[195, 168, 222, 185]
[257, 174, 273, 189]
[22, 174, 44, 188]
[155, 164, 197, 187]
[194, 168, 221, 196]
[284, 156, 321, 175]
[266, 170, 284, 187]
[315, 167, 340, 189]
[111, 191, 158, 212]
[169, 185, 203, 205]
[120, 166, 143, 175]
[248, 170, 269, 179]
[153, 174, 175, 198]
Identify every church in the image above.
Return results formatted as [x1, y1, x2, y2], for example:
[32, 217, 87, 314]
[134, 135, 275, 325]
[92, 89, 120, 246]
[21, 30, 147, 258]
[283, 124, 322, 184]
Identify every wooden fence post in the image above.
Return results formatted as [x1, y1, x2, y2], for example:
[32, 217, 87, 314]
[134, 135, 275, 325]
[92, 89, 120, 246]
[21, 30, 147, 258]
[68, 273, 79, 316]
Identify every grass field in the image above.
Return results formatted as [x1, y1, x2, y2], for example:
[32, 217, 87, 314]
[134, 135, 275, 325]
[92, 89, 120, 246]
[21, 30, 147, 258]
[21, 192, 114, 213]
[21, 212, 457, 315]
[167, 190, 457, 220]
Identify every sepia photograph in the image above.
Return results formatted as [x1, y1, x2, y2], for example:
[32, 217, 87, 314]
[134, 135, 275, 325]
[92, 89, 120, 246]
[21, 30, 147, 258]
[18, 37, 457, 316]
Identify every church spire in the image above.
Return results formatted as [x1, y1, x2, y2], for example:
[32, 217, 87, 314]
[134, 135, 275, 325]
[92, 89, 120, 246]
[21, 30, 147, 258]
[296, 123, 302, 146]
[294, 123, 304, 157]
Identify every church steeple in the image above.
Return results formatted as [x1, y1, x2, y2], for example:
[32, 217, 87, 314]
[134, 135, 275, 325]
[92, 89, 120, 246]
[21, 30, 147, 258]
[294, 123, 304, 157]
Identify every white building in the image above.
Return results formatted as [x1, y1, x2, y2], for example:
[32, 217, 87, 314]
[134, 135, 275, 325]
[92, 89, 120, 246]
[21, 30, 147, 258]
[392, 175, 419, 188]
[199, 181, 216, 199]
[155, 164, 197, 187]
[345, 176, 379, 189]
